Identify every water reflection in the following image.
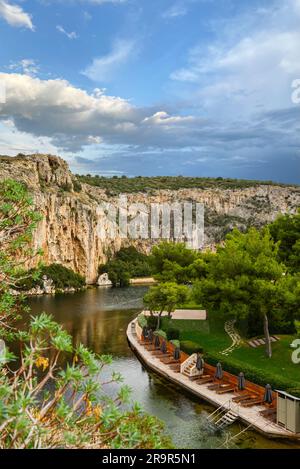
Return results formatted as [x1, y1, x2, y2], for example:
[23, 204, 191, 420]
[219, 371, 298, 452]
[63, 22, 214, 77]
[26, 286, 300, 450]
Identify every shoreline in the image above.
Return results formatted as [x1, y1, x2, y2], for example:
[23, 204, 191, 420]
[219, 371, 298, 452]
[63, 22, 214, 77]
[127, 316, 300, 442]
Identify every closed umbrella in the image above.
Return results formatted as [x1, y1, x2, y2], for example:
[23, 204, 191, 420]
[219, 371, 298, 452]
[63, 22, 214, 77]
[238, 372, 246, 391]
[148, 329, 154, 343]
[174, 347, 181, 360]
[154, 335, 160, 348]
[264, 384, 273, 404]
[142, 326, 148, 339]
[215, 363, 223, 380]
[161, 340, 167, 354]
[196, 354, 204, 371]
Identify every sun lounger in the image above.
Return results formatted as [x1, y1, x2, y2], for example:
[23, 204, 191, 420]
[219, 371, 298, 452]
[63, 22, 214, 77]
[158, 354, 173, 361]
[232, 393, 252, 403]
[189, 374, 210, 381]
[196, 377, 214, 385]
[161, 357, 181, 364]
[241, 398, 263, 407]
[216, 385, 235, 394]
[207, 383, 222, 390]
[168, 364, 181, 372]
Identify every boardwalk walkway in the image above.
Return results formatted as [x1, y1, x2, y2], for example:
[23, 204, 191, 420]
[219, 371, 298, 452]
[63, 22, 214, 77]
[127, 317, 298, 441]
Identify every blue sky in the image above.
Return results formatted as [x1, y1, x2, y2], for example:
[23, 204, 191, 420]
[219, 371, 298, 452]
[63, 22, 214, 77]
[0, 0, 299, 182]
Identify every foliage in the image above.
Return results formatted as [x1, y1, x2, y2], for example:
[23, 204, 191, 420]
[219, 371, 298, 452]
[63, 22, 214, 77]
[143, 282, 189, 328]
[203, 349, 300, 398]
[166, 327, 180, 341]
[0, 314, 172, 449]
[180, 340, 203, 355]
[0, 179, 42, 339]
[192, 227, 299, 356]
[77, 174, 292, 195]
[153, 330, 167, 339]
[0, 179, 171, 449]
[100, 247, 152, 287]
[269, 209, 300, 272]
[170, 340, 180, 348]
[145, 314, 157, 330]
[150, 242, 198, 283]
[17, 264, 85, 291]
[137, 313, 148, 329]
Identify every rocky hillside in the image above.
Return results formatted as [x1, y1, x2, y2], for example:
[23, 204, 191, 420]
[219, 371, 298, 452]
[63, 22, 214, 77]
[0, 154, 299, 284]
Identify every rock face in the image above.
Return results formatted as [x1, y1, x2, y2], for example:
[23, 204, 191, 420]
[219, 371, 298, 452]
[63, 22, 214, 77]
[0, 154, 299, 284]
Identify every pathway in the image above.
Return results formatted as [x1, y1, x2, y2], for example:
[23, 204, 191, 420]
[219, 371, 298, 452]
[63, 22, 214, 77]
[220, 319, 242, 356]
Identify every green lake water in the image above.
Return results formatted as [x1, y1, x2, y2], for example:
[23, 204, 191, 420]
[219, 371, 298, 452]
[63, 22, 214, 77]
[26, 286, 300, 449]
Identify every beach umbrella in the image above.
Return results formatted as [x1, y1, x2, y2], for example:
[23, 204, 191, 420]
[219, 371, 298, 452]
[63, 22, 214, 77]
[238, 372, 246, 391]
[161, 340, 167, 354]
[173, 347, 181, 360]
[264, 384, 273, 404]
[148, 329, 154, 342]
[214, 363, 223, 380]
[154, 335, 160, 347]
[196, 354, 204, 371]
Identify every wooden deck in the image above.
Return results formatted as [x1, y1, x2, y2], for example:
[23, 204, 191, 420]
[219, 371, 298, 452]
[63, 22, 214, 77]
[127, 318, 300, 441]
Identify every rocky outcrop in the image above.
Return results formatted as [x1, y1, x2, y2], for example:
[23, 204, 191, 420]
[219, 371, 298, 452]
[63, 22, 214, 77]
[0, 154, 299, 284]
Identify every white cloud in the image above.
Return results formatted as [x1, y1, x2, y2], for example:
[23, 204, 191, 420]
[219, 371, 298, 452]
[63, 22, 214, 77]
[82, 39, 135, 82]
[0, 73, 205, 152]
[162, 2, 187, 19]
[8, 59, 39, 77]
[56, 25, 78, 40]
[142, 111, 195, 126]
[170, 0, 300, 115]
[0, 0, 34, 30]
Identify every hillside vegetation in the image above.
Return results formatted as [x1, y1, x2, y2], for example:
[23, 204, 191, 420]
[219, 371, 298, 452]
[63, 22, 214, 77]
[77, 174, 297, 195]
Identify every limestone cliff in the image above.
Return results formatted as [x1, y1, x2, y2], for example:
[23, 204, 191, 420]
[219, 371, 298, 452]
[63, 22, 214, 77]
[0, 154, 299, 284]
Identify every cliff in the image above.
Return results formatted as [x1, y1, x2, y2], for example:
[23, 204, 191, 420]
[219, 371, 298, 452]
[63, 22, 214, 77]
[0, 154, 299, 284]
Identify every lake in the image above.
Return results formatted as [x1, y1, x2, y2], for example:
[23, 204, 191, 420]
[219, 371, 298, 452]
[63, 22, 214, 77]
[26, 286, 299, 449]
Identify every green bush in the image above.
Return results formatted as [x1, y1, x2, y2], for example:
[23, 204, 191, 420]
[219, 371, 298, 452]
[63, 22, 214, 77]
[137, 314, 147, 329]
[17, 264, 85, 291]
[146, 315, 158, 330]
[166, 327, 180, 341]
[180, 340, 203, 355]
[170, 340, 180, 348]
[154, 330, 167, 339]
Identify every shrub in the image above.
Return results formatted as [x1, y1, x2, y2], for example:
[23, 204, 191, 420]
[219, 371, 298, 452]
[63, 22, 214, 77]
[170, 340, 180, 348]
[73, 179, 82, 192]
[17, 264, 85, 291]
[154, 330, 167, 339]
[138, 314, 148, 329]
[166, 327, 180, 341]
[180, 340, 203, 355]
[146, 315, 157, 330]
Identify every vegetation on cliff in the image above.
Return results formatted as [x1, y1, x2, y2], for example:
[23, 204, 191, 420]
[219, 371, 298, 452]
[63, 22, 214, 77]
[77, 174, 298, 195]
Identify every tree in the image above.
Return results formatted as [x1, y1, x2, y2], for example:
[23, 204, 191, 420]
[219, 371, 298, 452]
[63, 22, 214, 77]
[0, 180, 170, 449]
[269, 210, 300, 272]
[143, 282, 189, 329]
[150, 241, 198, 284]
[192, 227, 297, 358]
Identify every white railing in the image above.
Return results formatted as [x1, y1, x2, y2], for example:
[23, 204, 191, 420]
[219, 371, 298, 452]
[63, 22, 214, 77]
[180, 353, 197, 375]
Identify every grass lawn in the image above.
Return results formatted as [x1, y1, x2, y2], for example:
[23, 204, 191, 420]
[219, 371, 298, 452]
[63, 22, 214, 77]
[160, 314, 300, 390]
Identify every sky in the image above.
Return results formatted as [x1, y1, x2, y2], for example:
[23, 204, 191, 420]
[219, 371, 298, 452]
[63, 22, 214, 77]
[0, 0, 299, 182]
